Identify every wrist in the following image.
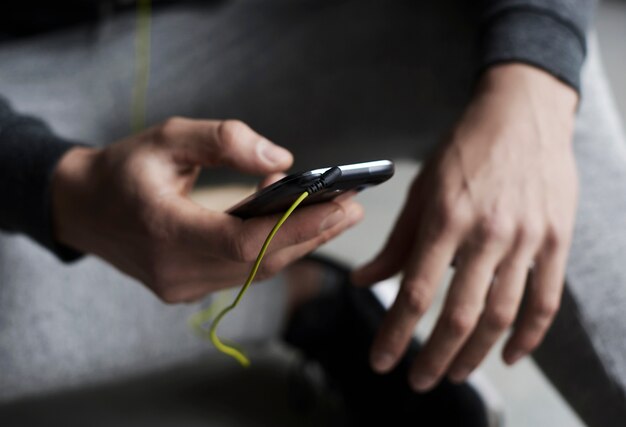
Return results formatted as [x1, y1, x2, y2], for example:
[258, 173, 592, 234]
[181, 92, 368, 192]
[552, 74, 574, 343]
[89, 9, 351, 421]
[478, 63, 578, 120]
[51, 146, 102, 251]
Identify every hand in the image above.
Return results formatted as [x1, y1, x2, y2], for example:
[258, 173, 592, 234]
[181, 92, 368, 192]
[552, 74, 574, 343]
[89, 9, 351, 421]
[353, 64, 578, 391]
[52, 118, 363, 303]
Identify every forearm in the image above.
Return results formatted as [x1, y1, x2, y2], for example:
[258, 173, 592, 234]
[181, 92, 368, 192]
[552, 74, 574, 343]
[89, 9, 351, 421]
[479, 0, 597, 92]
[0, 96, 83, 261]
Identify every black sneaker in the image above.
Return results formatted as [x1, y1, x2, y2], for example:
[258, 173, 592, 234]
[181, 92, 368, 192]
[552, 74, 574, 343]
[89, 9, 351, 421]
[282, 255, 503, 427]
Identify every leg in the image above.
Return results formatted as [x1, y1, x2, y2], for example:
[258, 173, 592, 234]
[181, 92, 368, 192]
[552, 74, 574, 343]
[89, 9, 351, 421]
[0, 0, 475, 400]
[533, 34, 626, 427]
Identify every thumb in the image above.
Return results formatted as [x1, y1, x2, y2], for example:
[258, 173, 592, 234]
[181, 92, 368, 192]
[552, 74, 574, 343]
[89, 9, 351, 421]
[160, 117, 293, 175]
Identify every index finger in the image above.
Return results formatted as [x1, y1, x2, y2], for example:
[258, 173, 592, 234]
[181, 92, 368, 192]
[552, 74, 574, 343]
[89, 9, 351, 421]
[369, 222, 459, 374]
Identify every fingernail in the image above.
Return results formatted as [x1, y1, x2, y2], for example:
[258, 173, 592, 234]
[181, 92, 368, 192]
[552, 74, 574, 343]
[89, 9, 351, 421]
[319, 209, 345, 232]
[257, 139, 292, 166]
[371, 351, 395, 373]
[506, 351, 524, 365]
[448, 368, 470, 384]
[410, 374, 436, 392]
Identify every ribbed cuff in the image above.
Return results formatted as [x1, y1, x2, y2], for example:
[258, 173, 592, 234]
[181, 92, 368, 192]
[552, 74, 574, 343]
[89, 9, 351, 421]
[0, 104, 84, 263]
[479, 8, 586, 92]
[41, 141, 85, 263]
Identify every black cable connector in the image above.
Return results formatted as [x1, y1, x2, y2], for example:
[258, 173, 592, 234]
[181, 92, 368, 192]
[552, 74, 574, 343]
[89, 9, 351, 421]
[306, 166, 342, 194]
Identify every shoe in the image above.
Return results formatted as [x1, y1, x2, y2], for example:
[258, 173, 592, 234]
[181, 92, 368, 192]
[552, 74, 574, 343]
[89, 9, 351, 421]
[282, 255, 504, 427]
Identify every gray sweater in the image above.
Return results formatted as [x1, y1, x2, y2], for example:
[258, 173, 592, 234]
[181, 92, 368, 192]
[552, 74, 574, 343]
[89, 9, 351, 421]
[0, 0, 596, 262]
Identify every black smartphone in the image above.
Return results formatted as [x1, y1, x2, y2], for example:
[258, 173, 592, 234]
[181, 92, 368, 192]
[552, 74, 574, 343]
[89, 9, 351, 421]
[228, 160, 395, 218]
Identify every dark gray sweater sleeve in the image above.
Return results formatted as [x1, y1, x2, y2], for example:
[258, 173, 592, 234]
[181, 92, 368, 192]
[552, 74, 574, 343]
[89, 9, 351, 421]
[479, 0, 597, 92]
[0, 96, 83, 262]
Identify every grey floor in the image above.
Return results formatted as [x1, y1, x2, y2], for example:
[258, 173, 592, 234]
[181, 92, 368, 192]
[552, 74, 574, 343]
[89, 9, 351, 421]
[321, 2, 626, 426]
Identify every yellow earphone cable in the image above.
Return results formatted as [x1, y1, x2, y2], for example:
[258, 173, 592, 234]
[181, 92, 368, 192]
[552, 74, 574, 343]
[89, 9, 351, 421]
[201, 191, 310, 367]
[193, 167, 344, 367]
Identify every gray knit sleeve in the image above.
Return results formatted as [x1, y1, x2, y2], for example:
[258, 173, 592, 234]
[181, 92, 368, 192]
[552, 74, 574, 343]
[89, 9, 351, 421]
[0, 96, 83, 262]
[479, 0, 597, 92]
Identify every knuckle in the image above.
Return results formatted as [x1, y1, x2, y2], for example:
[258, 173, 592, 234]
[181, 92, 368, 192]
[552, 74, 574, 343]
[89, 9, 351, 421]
[399, 284, 429, 316]
[443, 308, 477, 337]
[483, 306, 515, 331]
[518, 220, 543, 246]
[531, 298, 560, 323]
[217, 119, 248, 147]
[434, 197, 470, 233]
[477, 214, 514, 244]
[159, 116, 186, 140]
